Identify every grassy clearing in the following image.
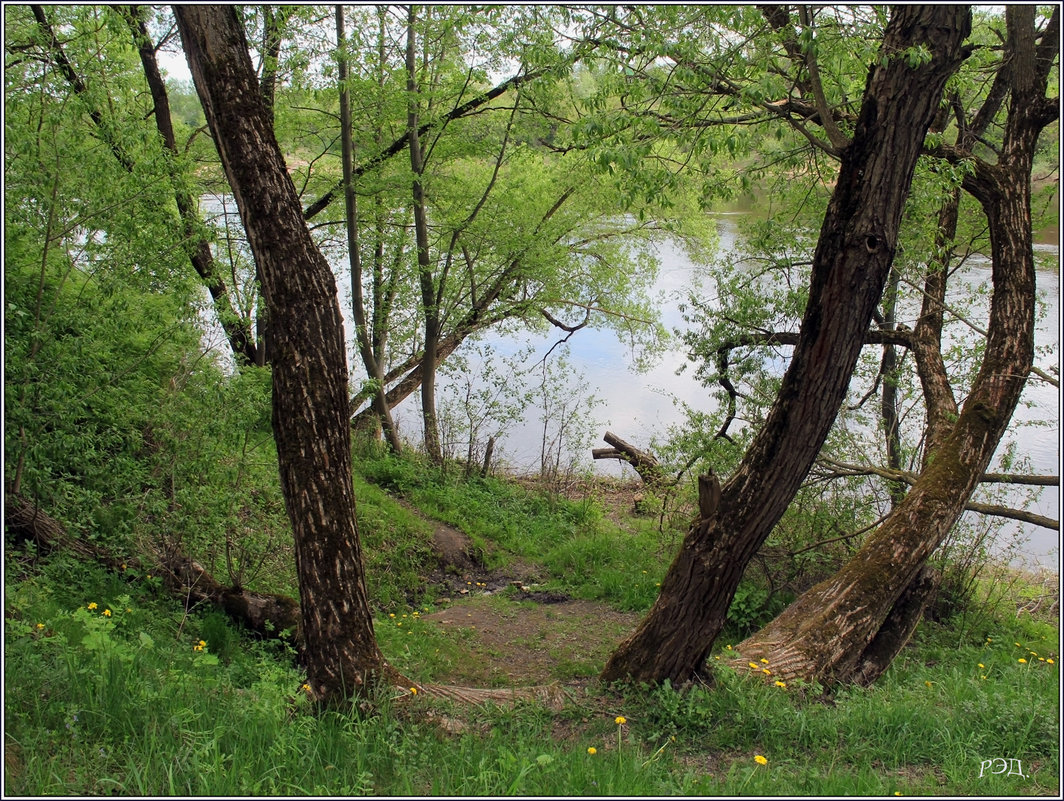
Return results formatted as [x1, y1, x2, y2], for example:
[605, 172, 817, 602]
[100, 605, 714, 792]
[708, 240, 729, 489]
[4, 448, 1059, 797]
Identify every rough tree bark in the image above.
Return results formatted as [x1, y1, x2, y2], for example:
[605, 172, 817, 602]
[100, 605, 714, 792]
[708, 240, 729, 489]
[174, 5, 399, 702]
[732, 5, 1056, 687]
[601, 5, 972, 685]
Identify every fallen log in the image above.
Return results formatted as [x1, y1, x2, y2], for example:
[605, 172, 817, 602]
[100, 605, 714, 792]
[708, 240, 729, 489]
[591, 431, 666, 486]
[5, 493, 301, 643]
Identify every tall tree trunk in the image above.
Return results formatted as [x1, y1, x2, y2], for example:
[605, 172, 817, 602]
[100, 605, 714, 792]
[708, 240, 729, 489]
[734, 5, 1055, 687]
[337, 5, 402, 454]
[174, 5, 397, 703]
[406, 6, 444, 464]
[601, 5, 972, 686]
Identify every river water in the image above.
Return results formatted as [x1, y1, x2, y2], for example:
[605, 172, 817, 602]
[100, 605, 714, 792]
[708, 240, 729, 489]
[391, 215, 1060, 570]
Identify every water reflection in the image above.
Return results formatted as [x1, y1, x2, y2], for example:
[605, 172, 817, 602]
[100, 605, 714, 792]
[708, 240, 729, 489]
[407, 216, 1059, 569]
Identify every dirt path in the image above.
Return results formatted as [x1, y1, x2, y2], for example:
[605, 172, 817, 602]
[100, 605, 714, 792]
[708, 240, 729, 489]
[419, 510, 642, 687]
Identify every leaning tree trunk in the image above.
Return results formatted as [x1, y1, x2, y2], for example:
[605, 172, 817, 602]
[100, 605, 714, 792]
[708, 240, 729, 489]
[601, 5, 972, 685]
[175, 6, 398, 703]
[732, 5, 1055, 686]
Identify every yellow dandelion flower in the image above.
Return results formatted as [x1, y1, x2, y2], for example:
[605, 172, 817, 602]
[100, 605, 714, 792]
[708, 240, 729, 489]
[726, 644, 733, 650]
[1015, 642, 1022, 647]
[87, 602, 98, 610]
[715, 655, 721, 660]
[410, 687, 418, 695]
[925, 680, 933, 688]
[103, 609, 112, 617]
[1030, 650, 1038, 656]
[981, 675, 987, 680]
[760, 658, 769, 664]
[615, 716, 627, 725]
[587, 747, 597, 755]
[1039, 657, 1046, 662]
[389, 613, 396, 618]
[36, 623, 45, 630]
[1018, 658, 1027, 663]
[302, 683, 312, 693]
[774, 680, 787, 688]
[762, 668, 772, 675]
[121, 563, 127, 570]
[978, 663, 985, 668]
[754, 755, 768, 766]
[146, 574, 152, 580]
[749, 662, 759, 669]
[1048, 658, 1055, 665]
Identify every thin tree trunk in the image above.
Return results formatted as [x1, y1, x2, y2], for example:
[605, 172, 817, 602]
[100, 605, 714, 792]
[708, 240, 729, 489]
[406, 7, 443, 464]
[734, 5, 1054, 686]
[601, 5, 972, 686]
[337, 5, 401, 454]
[175, 5, 398, 703]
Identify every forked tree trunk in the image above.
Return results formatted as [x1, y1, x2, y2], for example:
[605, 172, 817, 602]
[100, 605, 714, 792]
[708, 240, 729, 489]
[733, 5, 1054, 686]
[175, 6, 398, 702]
[601, 5, 972, 685]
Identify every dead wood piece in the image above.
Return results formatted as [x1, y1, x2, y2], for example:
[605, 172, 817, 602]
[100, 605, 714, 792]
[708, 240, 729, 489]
[412, 682, 568, 710]
[592, 431, 665, 485]
[6, 493, 301, 643]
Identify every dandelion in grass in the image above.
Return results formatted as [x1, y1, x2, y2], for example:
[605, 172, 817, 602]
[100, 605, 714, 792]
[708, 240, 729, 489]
[749, 662, 759, 669]
[760, 658, 769, 664]
[1018, 658, 1027, 664]
[726, 644, 733, 650]
[409, 687, 418, 696]
[587, 747, 597, 755]
[754, 755, 768, 766]
[978, 663, 985, 669]
[302, 683, 312, 694]
[193, 639, 206, 652]
[87, 602, 98, 610]
[36, 623, 45, 630]
[102, 609, 111, 617]
[774, 680, 787, 689]
[615, 716, 626, 725]
[762, 668, 771, 675]
[1048, 658, 1055, 665]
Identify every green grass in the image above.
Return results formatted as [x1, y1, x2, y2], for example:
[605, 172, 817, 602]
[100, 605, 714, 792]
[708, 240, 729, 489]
[5, 448, 1059, 797]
